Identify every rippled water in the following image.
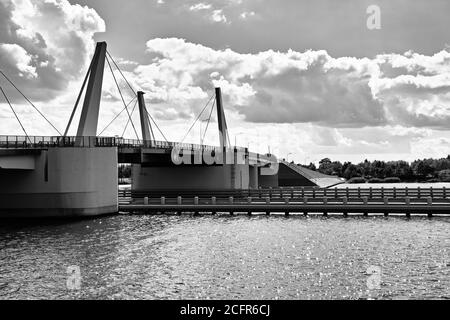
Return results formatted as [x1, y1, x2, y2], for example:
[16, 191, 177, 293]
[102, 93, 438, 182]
[0, 214, 448, 300]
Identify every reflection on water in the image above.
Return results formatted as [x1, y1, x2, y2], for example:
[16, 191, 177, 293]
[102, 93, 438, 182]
[0, 215, 448, 299]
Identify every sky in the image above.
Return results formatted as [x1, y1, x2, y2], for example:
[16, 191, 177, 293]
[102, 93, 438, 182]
[0, 0, 450, 164]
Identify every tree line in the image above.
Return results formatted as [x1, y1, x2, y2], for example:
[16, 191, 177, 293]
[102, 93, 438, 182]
[301, 156, 450, 182]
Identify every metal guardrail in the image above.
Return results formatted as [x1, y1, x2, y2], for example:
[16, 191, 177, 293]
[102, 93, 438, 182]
[118, 187, 450, 216]
[120, 186, 449, 200]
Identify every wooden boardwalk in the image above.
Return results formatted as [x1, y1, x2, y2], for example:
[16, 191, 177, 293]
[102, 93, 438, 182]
[118, 187, 450, 217]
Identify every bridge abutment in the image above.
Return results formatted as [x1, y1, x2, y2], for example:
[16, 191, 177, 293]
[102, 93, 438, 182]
[0, 147, 118, 218]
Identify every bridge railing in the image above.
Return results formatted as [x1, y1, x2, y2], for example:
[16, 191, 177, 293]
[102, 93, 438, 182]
[0, 135, 248, 153]
[0, 135, 120, 148]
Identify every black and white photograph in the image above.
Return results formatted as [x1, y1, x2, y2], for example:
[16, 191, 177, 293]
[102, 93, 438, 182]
[0, 0, 449, 306]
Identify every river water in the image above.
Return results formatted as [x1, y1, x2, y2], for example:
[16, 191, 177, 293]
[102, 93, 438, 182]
[0, 214, 448, 300]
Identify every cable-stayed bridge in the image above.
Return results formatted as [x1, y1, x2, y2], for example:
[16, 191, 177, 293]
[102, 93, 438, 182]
[0, 42, 282, 217]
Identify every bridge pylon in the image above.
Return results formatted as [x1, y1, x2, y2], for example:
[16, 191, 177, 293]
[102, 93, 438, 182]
[66, 41, 107, 139]
[215, 87, 230, 150]
[137, 91, 155, 147]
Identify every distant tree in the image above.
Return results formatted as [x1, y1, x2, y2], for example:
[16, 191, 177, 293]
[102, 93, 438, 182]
[318, 158, 333, 175]
[303, 162, 317, 171]
[438, 169, 450, 182]
[342, 164, 361, 180]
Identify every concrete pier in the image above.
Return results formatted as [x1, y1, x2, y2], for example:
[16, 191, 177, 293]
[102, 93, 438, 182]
[0, 147, 117, 217]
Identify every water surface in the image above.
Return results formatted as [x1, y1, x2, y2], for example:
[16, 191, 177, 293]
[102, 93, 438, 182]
[0, 215, 448, 299]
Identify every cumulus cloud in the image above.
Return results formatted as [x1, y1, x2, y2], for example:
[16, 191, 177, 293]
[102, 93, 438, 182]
[131, 37, 450, 130]
[0, 0, 105, 102]
[240, 11, 255, 19]
[189, 3, 212, 11]
[0, 43, 36, 77]
[210, 9, 227, 23]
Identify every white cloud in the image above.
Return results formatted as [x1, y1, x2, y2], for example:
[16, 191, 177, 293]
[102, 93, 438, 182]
[0, 0, 105, 102]
[189, 3, 212, 11]
[210, 9, 227, 23]
[129, 38, 450, 131]
[0, 43, 36, 77]
[240, 11, 255, 19]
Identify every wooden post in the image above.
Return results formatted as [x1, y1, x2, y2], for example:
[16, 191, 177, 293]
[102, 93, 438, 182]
[303, 197, 308, 216]
[301, 187, 305, 197]
[312, 188, 316, 198]
[285, 198, 289, 216]
[369, 187, 372, 199]
[393, 187, 396, 198]
[430, 187, 433, 199]
[342, 196, 348, 217]
[144, 196, 149, 205]
[323, 197, 328, 216]
[405, 187, 408, 197]
[291, 187, 294, 198]
[427, 197, 432, 218]
[194, 196, 199, 205]
[358, 187, 361, 198]
[363, 196, 368, 216]
[161, 196, 165, 205]
[229, 196, 234, 215]
[177, 196, 182, 215]
[265, 197, 270, 215]
[381, 187, 384, 198]
[418, 186, 421, 198]
[211, 196, 216, 215]
[444, 186, 447, 199]
[383, 197, 389, 217]
[346, 187, 349, 198]
[335, 188, 338, 199]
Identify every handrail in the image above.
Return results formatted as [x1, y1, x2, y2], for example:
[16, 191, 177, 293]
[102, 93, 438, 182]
[0, 135, 248, 152]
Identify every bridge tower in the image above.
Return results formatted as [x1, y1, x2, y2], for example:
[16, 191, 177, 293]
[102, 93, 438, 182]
[215, 87, 229, 150]
[66, 41, 107, 137]
[137, 91, 155, 147]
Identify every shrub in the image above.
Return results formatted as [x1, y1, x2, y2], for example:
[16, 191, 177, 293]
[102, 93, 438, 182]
[347, 177, 366, 184]
[368, 178, 383, 183]
[383, 177, 401, 183]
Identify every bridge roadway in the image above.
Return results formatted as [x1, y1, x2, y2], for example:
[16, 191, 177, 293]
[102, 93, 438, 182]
[0, 135, 272, 166]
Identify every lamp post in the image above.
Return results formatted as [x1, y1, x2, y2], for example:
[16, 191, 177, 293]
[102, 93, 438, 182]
[234, 132, 244, 147]
[286, 152, 293, 163]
